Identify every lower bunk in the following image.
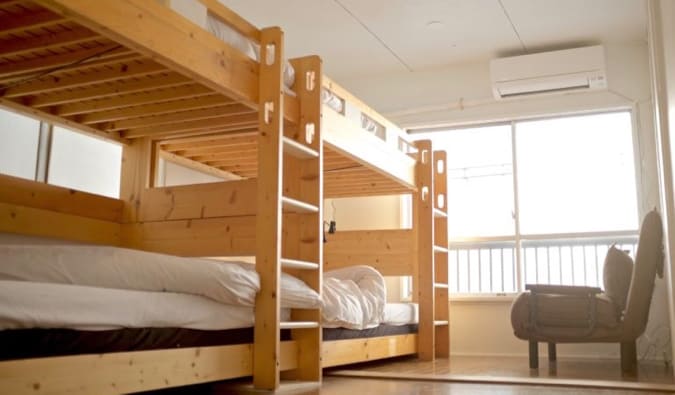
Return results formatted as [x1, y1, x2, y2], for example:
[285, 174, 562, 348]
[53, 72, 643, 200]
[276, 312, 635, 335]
[0, 235, 419, 394]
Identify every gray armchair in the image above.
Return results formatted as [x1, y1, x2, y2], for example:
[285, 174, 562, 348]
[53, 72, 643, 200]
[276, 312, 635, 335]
[511, 210, 664, 372]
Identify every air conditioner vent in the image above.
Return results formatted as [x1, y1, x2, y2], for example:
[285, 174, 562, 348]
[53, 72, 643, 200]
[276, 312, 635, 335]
[490, 46, 607, 100]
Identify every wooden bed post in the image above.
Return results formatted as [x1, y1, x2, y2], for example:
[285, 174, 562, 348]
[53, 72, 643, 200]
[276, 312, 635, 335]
[119, 137, 153, 225]
[254, 26, 285, 390]
[284, 55, 323, 382]
[414, 140, 435, 361]
[433, 150, 450, 358]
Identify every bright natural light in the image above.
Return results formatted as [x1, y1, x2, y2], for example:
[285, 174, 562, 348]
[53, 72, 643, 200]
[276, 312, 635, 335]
[414, 124, 515, 239]
[0, 109, 40, 180]
[48, 126, 122, 198]
[517, 112, 638, 234]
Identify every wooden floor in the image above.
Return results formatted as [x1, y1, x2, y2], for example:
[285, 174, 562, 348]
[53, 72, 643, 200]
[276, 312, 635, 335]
[143, 356, 675, 394]
[145, 376, 673, 394]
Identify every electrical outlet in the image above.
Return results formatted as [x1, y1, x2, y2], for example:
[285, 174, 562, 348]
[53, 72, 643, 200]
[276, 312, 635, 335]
[328, 221, 336, 234]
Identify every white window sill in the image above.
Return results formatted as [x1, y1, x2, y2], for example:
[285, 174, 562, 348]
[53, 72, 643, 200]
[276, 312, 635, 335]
[449, 293, 518, 303]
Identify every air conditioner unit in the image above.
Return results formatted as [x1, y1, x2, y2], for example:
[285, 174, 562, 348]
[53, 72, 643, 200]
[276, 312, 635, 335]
[490, 45, 607, 100]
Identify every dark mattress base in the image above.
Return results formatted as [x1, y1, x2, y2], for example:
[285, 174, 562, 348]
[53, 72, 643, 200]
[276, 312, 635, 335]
[0, 324, 418, 361]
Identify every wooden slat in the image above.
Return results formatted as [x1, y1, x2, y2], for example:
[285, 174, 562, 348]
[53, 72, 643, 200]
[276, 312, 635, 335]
[0, 9, 64, 36]
[121, 112, 257, 138]
[177, 143, 256, 157]
[121, 215, 256, 256]
[39, 0, 260, 109]
[0, 43, 129, 78]
[139, 179, 257, 221]
[322, 334, 417, 368]
[0, 173, 123, 222]
[56, 84, 213, 116]
[80, 95, 229, 124]
[0, 202, 121, 245]
[160, 134, 256, 152]
[30, 74, 192, 107]
[2, 60, 167, 97]
[324, 230, 415, 275]
[0, 341, 298, 395]
[103, 104, 253, 131]
[0, 26, 98, 58]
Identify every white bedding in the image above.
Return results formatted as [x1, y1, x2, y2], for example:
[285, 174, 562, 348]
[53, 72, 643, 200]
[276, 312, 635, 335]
[383, 303, 418, 326]
[206, 13, 295, 90]
[322, 265, 387, 330]
[0, 234, 321, 310]
[0, 280, 290, 331]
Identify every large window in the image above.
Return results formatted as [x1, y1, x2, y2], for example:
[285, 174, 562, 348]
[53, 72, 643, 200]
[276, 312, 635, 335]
[0, 109, 40, 180]
[413, 111, 639, 295]
[0, 109, 122, 198]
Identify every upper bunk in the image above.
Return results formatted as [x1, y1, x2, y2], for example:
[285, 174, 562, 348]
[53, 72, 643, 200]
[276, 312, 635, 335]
[0, 0, 417, 198]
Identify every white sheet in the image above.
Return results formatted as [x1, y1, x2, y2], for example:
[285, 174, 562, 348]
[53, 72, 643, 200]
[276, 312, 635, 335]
[0, 234, 321, 310]
[322, 265, 387, 330]
[0, 280, 290, 331]
[206, 13, 295, 90]
[383, 303, 418, 326]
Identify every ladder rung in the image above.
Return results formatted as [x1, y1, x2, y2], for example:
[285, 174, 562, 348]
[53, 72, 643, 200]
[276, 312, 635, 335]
[282, 196, 319, 213]
[283, 136, 319, 159]
[433, 245, 449, 254]
[433, 208, 447, 218]
[434, 283, 449, 289]
[280, 321, 320, 330]
[434, 320, 449, 326]
[281, 257, 320, 270]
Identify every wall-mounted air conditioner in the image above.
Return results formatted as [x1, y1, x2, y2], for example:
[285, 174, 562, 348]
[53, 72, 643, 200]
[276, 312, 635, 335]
[490, 45, 607, 100]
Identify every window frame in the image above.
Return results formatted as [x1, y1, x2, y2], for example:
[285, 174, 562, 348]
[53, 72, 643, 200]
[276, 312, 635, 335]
[408, 108, 642, 298]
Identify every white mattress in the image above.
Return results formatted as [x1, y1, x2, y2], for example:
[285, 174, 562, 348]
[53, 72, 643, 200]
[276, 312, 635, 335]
[383, 303, 419, 326]
[0, 279, 289, 331]
[0, 233, 321, 310]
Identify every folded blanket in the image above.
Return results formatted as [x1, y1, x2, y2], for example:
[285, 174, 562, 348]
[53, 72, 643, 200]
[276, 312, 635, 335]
[0, 241, 320, 309]
[322, 265, 386, 330]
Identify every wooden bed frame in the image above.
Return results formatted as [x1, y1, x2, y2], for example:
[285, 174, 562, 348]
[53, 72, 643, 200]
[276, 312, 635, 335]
[0, 0, 443, 393]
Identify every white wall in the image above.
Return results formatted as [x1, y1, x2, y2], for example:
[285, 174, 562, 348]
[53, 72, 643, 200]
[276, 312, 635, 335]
[0, 109, 40, 180]
[337, 43, 671, 360]
[158, 159, 225, 187]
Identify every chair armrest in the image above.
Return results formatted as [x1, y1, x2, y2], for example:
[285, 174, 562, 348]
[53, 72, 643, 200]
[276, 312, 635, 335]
[525, 284, 602, 296]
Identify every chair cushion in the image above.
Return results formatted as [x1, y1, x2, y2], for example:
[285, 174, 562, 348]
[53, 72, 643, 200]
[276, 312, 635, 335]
[603, 246, 633, 312]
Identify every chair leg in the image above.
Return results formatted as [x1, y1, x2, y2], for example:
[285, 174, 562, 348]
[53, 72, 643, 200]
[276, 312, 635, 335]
[529, 341, 539, 369]
[548, 342, 556, 362]
[620, 341, 637, 372]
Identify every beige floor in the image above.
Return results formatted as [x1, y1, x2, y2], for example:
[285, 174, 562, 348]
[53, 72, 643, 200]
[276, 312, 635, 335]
[145, 356, 675, 394]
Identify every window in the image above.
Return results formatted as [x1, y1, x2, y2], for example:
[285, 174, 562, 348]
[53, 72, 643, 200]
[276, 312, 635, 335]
[0, 109, 40, 180]
[412, 111, 639, 295]
[48, 126, 122, 198]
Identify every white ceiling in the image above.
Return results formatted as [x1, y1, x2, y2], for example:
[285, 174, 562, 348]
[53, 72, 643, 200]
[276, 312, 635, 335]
[219, 0, 647, 81]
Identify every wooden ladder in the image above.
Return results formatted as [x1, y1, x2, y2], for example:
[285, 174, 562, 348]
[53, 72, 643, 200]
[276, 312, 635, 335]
[415, 141, 450, 360]
[254, 26, 323, 390]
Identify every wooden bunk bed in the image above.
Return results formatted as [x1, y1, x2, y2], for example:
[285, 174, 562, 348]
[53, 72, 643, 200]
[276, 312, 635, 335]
[0, 0, 446, 393]
[0, 0, 322, 393]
